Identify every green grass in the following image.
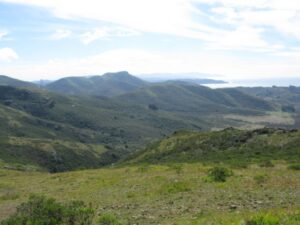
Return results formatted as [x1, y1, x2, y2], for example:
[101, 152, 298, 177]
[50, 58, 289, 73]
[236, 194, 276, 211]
[0, 163, 299, 224]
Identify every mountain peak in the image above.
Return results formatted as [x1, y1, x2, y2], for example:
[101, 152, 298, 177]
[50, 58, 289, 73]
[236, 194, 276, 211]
[101, 71, 133, 79]
[46, 71, 148, 97]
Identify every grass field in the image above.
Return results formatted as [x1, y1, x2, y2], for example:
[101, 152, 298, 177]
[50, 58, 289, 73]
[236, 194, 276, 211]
[0, 163, 299, 224]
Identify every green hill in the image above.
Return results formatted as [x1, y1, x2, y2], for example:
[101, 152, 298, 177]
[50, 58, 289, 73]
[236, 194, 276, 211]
[238, 86, 300, 128]
[46, 71, 148, 96]
[0, 83, 290, 172]
[129, 128, 300, 165]
[115, 83, 274, 114]
[0, 75, 36, 88]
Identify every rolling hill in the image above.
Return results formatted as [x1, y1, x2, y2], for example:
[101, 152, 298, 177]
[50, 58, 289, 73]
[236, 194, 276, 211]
[46, 71, 148, 96]
[1, 128, 300, 224]
[128, 127, 300, 165]
[0, 75, 294, 172]
[115, 83, 274, 114]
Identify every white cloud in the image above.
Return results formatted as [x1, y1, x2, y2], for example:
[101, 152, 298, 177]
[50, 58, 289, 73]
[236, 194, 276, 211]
[1, 48, 300, 81]
[1, 0, 299, 52]
[81, 26, 139, 44]
[0, 0, 227, 45]
[51, 29, 71, 40]
[0, 48, 19, 62]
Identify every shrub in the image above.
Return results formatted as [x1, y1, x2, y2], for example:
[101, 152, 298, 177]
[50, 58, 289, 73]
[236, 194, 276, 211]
[259, 160, 274, 168]
[207, 166, 233, 182]
[168, 164, 183, 174]
[137, 164, 150, 173]
[162, 181, 191, 194]
[148, 104, 158, 111]
[98, 213, 122, 225]
[1, 195, 94, 225]
[254, 174, 268, 185]
[288, 164, 300, 170]
[246, 214, 280, 225]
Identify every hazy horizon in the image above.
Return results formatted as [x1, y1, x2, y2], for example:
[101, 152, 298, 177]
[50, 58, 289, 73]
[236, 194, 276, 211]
[1, 0, 300, 81]
[2, 71, 300, 88]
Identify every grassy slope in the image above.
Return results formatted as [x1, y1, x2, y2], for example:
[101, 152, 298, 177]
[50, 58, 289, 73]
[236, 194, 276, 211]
[128, 128, 300, 166]
[0, 84, 280, 171]
[0, 163, 299, 224]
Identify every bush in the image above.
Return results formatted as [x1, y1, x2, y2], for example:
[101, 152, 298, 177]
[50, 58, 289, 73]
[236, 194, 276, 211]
[162, 181, 191, 194]
[137, 164, 150, 173]
[246, 214, 280, 225]
[288, 164, 300, 170]
[254, 174, 268, 185]
[1, 195, 94, 225]
[168, 164, 183, 174]
[98, 213, 122, 225]
[207, 166, 233, 182]
[259, 160, 274, 168]
[148, 104, 158, 111]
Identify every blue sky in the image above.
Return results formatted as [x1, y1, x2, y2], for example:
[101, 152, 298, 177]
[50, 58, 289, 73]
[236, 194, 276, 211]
[0, 0, 300, 81]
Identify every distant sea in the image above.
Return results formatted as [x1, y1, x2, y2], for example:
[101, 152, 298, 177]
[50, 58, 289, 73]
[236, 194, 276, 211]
[204, 77, 300, 89]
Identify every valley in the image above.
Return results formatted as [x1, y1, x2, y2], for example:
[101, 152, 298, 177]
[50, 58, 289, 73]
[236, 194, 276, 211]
[0, 73, 299, 224]
[2, 2, 300, 224]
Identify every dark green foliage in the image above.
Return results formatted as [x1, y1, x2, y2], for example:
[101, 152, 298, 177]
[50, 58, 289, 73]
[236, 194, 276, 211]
[1, 195, 94, 225]
[0, 86, 55, 117]
[207, 166, 233, 182]
[148, 104, 158, 111]
[282, 105, 296, 113]
[288, 164, 300, 170]
[98, 214, 122, 225]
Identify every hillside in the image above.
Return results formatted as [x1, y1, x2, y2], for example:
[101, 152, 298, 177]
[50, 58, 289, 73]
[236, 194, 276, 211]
[0, 75, 36, 88]
[238, 86, 300, 128]
[0, 83, 293, 172]
[129, 128, 300, 165]
[238, 86, 300, 105]
[1, 160, 299, 224]
[115, 83, 274, 114]
[46, 71, 148, 96]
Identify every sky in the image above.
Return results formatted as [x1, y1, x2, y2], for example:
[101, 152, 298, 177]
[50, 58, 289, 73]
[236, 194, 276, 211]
[0, 0, 300, 81]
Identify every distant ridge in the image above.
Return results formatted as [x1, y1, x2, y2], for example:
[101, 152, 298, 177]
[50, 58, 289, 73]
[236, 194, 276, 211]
[46, 71, 148, 96]
[115, 83, 274, 113]
[141, 73, 227, 85]
[0, 75, 36, 88]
